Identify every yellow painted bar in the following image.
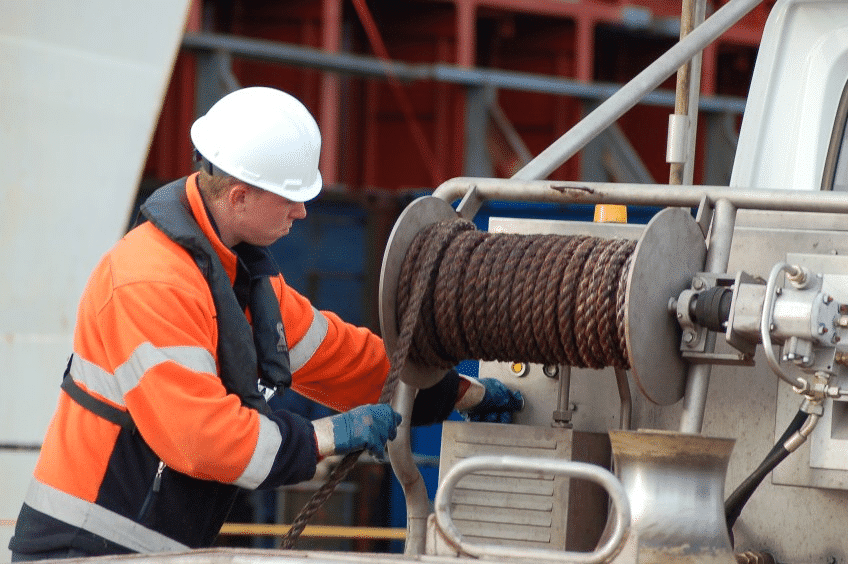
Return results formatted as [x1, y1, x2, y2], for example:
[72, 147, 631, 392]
[219, 523, 407, 540]
[2, 519, 406, 540]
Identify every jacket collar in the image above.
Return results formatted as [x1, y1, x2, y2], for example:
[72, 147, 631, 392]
[184, 172, 239, 285]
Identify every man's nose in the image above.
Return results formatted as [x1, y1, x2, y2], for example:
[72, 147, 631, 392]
[291, 202, 307, 219]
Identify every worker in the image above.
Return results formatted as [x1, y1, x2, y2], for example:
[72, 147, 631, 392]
[8, 86, 522, 561]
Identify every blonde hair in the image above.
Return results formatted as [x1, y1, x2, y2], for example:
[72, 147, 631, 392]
[197, 168, 241, 200]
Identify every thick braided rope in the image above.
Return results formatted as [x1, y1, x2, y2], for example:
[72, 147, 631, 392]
[397, 220, 635, 369]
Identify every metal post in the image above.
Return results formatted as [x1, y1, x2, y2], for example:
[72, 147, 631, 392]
[679, 198, 737, 433]
[388, 381, 430, 555]
[552, 366, 574, 427]
[464, 85, 495, 177]
[615, 368, 633, 430]
[669, 0, 706, 186]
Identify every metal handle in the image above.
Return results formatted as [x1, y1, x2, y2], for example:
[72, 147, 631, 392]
[434, 455, 631, 563]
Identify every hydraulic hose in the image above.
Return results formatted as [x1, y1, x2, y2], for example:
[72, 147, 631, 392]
[724, 409, 808, 532]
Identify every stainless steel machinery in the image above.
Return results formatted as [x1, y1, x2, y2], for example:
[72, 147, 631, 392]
[378, 179, 848, 562]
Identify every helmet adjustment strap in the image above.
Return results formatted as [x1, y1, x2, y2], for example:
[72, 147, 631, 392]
[194, 149, 215, 176]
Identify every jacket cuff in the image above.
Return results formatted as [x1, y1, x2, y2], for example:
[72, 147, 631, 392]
[312, 416, 336, 459]
[410, 369, 461, 426]
[257, 409, 318, 488]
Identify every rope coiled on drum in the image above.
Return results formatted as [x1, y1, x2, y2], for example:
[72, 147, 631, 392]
[397, 218, 637, 370]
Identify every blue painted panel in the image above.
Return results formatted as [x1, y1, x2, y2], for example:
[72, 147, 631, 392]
[269, 198, 368, 326]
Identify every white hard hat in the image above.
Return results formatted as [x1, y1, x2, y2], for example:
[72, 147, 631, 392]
[190, 87, 323, 202]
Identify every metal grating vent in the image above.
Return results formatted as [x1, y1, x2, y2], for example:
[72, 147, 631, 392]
[438, 421, 610, 551]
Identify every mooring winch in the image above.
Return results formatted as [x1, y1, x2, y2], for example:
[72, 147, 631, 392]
[377, 178, 848, 563]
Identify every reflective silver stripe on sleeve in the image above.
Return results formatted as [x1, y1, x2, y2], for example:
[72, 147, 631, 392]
[233, 414, 283, 489]
[24, 478, 189, 554]
[71, 343, 216, 406]
[289, 307, 328, 372]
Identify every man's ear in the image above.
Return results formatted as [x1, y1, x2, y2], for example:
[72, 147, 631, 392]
[227, 183, 249, 211]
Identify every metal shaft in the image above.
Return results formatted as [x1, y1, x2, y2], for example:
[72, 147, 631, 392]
[679, 198, 737, 433]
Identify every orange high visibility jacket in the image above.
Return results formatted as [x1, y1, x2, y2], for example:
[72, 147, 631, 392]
[10, 174, 390, 555]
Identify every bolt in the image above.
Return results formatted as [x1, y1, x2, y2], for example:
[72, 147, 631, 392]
[683, 331, 695, 344]
[776, 287, 782, 296]
[786, 352, 796, 360]
[819, 324, 828, 335]
[668, 298, 678, 314]
[824, 293, 833, 304]
[692, 278, 705, 290]
[833, 334, 841, 344]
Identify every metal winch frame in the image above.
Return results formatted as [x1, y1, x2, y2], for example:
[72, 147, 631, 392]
[379, 177, 848, 561]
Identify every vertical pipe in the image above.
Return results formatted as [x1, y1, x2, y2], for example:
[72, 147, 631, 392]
[319, 0, 342, 186]
[388, 381, 430, 555]
[669, 0, 705, 186]
[684, 0, 707, 185]
[552, 366, 573, 427]
[463, 85, 494, 177]
[456, 0, 475, 69]
[575, 15, 594, 84]
[614, 368, 633, 431]
[679, 198, 737, 433]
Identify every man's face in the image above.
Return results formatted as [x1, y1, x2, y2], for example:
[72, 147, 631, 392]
[234, 184, 307, 246]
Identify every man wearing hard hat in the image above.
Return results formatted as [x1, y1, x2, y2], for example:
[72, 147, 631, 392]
[9, 87, 522, 560]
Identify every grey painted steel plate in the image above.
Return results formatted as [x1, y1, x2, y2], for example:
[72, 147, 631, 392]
[379, 196, 458, 389]
[625, 208, 706, 405]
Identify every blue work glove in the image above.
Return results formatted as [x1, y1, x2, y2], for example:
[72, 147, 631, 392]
[330, 404, 402, 459]
[460, 378, 524, 423]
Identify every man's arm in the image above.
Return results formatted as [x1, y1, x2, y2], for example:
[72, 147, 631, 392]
[410, 370, 524, 425]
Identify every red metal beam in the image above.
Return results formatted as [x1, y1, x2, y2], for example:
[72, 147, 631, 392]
[320, 0, 343, 186]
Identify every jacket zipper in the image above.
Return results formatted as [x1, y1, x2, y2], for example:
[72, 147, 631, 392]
[137, 461, 166, 521]
[152, 460, 165, 492]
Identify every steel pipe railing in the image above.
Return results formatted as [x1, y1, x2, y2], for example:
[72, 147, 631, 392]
[433, 178, 848, 214]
